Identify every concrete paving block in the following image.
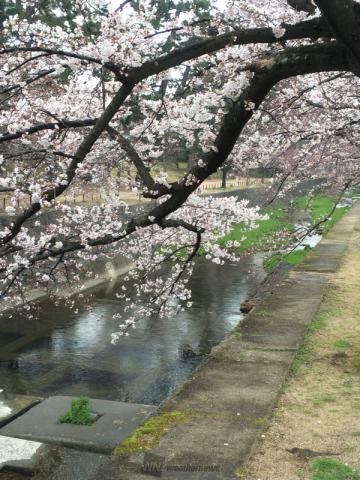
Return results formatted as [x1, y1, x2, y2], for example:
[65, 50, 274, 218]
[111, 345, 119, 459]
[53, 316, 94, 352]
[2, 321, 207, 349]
[89, 415, 261, 480]
[163, 349, 293, 418]
[151, 415, 260, 479]
[295, 242, 347, 272]
[50, 448, 108, 480]
[0, 396, 157, 453]
[237, 271, 329, 350]
[0, 435, 44, 474]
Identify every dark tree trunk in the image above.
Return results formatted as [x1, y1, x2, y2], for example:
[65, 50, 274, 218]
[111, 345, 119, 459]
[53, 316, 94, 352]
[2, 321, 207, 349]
[221, 167, 228, 189]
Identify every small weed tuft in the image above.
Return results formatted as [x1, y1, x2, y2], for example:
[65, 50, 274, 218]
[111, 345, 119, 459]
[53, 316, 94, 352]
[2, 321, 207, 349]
[58, 396, 96, 426]
[309, 312, 328, 332]
[334, 339, 352, 349]
[312, 394, 336, 406]
[289, 341, 313, 376]
[239, 351, 248, 361]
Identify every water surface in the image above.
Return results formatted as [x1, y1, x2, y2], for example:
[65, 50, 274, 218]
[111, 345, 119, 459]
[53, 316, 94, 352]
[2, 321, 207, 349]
[0, 256, 265, 405]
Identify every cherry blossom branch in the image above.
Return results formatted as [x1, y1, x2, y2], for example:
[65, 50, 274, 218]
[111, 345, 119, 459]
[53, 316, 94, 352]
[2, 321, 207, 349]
[0, 83, 134, 247]
[0, 266, 26, 300]
[0, 39, 354, 256]
[5, 53, 52, 75]
[141, 43, 354, 221]
[0, 118, 98, 143]
[144, 19, 211, 39]
[265, 166, 300, 206]
[2, 42, 346, 266]
[131, 18, 331, 82]
[106, 126, 169, 194]
[314, 0, 360, 66]
[0, 68, 55, 96]
[287, 0, 316, 15]
[115, 0, 132, 13]
[0, 47, 126, 81]
[149, 229, 203, 323]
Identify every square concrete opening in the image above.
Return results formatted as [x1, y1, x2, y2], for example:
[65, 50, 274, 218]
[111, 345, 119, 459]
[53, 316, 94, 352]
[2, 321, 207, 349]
[0, 396, 157, 453]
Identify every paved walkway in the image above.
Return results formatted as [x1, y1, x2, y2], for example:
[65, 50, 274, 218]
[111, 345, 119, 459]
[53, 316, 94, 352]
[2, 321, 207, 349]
[89, 203, 360, 480]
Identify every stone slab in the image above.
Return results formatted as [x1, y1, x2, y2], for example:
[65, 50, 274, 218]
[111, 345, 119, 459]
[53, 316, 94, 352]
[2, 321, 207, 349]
[237, 271, 329, 350]
[0, 391, 41, 428]
[49, 447, 107, 480]
[151, 415, 260, 479]
[3, 444, 108, 480]
[295, 242, 347, 272]
[0, 396, 157, 453]
[92, 416, 261, 480]
[163, 349, 294, 418]
[0, 435, 44, 474]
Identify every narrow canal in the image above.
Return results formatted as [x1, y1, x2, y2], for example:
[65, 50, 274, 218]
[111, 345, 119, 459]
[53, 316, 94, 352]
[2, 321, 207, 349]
[0, 255, 266, 405]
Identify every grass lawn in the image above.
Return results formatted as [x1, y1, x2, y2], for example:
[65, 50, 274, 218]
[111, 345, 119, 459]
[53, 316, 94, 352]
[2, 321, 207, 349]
[263, 194, 351, 272]
[219, 194, 350, 258]
[218, 202, 294, 253]
[264, 248, 310, 272]
[294, 195, 350, 232]
[216, 193, 351, 272]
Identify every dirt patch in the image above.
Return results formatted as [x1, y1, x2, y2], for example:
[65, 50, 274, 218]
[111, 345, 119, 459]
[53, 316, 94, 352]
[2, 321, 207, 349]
[244, 224, 360, 480]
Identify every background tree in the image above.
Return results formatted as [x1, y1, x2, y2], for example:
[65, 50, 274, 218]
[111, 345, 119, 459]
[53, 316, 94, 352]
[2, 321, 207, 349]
[0, 0, 107, 35]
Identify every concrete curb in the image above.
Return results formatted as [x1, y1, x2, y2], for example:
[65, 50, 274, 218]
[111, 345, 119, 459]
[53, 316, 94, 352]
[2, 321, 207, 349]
[89, 202, 360, 480]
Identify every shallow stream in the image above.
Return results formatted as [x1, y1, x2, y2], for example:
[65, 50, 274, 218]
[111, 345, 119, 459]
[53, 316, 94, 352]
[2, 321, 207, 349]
[0, 256, 266, 405]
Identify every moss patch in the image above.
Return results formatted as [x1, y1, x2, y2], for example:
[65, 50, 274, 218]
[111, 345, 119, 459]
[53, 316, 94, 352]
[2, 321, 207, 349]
[114, 411, 187, 455]
[114, 409, 265, 456]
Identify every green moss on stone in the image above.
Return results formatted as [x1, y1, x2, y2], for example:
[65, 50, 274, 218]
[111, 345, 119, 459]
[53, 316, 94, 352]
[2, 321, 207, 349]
[114, 411, 187, 455]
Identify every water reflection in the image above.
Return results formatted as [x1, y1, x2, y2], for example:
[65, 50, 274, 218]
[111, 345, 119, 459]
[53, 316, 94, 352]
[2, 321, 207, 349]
[0, 255, 265, 405]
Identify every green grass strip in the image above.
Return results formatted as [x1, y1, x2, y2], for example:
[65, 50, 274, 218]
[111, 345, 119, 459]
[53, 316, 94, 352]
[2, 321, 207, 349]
[311, 458, 360, 480]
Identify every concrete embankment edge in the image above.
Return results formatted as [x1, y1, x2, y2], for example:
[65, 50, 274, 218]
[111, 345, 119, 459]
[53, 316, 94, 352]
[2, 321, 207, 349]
[90, 202, 360, 479]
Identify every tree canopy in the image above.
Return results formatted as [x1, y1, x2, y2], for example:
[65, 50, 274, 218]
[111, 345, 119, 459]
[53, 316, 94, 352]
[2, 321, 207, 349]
[0, 0, 359, 337]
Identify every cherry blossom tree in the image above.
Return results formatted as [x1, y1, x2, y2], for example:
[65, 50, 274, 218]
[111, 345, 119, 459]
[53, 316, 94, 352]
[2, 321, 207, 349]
[0, 0, 359, 338]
